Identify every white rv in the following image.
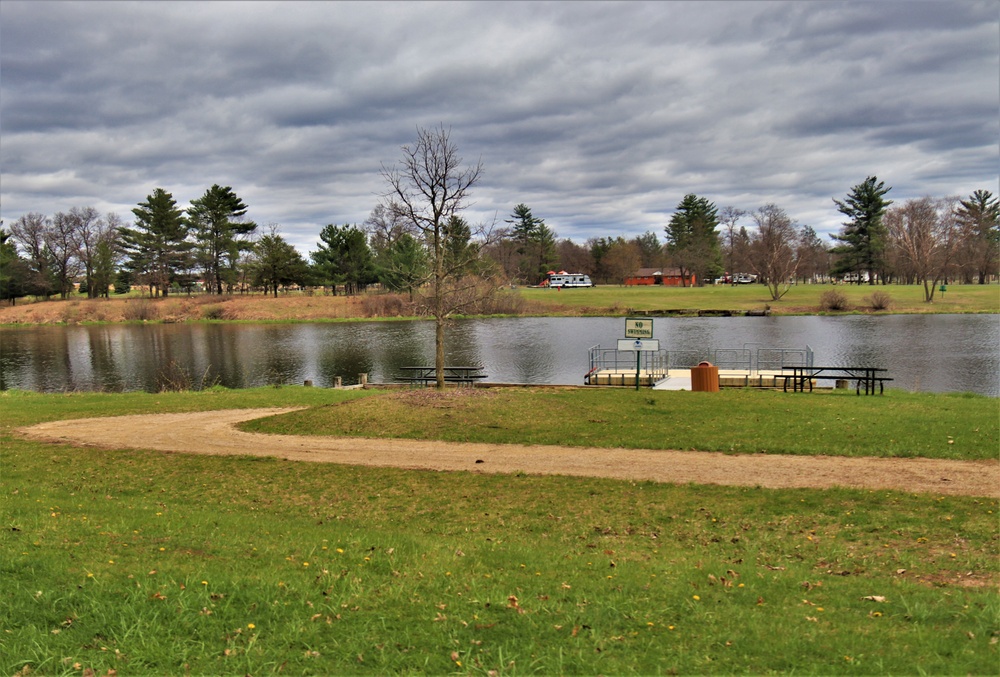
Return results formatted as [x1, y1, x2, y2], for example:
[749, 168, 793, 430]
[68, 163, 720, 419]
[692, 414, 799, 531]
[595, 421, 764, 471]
[546, 273, 593, 288]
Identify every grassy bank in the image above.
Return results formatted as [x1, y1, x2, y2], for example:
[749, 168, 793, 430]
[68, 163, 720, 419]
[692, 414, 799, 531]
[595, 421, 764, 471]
[3, 387, 998, 675]
[245, 387, 999, 460]
[519, 283, 1000, 316]
[2, 283, 997, 325]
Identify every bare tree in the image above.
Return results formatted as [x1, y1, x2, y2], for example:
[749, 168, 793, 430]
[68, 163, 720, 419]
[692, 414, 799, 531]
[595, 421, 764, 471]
[381, 125, 484, 388]
[364, 202, 415, 254]
[554, 238, 594, 275]
[796, 225, 831, 283]
[48, 210, 84, 298]
[885, 197, 959, 302]
[748, 204, 800, 301]
[481, 229, 519, 281]
[718, 206, 746, 284]
[69, 206, 106, 298]
[603, 240, 642, 284]
[9, 212, 55, 298]
[92, 213, 123, 298]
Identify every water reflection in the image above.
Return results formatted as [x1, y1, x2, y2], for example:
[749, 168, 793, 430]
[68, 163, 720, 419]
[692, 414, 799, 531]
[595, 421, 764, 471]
[1, 315, 997, 395]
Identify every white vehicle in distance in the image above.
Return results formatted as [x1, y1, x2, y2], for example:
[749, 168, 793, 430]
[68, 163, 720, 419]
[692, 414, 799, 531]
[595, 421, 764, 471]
[544, 272, 594, 288]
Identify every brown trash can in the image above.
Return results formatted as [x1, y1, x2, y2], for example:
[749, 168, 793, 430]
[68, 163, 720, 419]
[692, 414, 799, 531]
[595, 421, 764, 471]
[690, 361, 720, 392]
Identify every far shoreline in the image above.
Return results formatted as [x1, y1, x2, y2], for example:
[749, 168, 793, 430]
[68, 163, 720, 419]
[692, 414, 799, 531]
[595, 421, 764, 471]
[1, 283, 997, 326]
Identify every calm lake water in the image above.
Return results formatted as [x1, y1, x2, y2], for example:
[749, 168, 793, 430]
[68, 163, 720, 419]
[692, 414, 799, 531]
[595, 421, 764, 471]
[1, 315, 997, 396]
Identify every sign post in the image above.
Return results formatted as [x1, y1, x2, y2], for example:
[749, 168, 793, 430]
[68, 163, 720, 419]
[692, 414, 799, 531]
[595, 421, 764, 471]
[621, 318, 656, 390]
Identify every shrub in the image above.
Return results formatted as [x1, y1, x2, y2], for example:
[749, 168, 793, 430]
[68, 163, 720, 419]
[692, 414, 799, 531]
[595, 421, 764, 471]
[361, 293, 413, 317]
[155, 360, 218, 392]
[819, 289, 849, 311]
[201, 305, 226, 320]
[122, 298, 159, 321]
[865, 290, 893, 311]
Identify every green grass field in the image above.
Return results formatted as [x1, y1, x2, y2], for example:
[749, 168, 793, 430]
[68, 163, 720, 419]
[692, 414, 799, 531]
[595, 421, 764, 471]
[3, 387, 998, 675]
[518, 283, 1000, 316]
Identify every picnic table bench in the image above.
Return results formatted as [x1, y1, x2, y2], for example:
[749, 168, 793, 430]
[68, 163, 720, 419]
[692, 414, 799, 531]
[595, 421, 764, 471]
[782, 366, 892, 395]
[398, 366, 487, 386]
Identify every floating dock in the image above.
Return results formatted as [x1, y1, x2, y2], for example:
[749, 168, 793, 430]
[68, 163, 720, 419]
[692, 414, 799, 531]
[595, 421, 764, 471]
[586, 368, 803, 390]
[584, 344, 816, 390]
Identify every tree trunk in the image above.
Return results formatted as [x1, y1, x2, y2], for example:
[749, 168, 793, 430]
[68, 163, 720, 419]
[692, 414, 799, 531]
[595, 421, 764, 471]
[435, 234, 446, 389]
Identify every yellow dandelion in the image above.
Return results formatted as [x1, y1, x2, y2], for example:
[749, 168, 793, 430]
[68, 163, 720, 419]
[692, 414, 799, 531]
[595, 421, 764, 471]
[247, 623, 255, 629]
[201, 581, 208, 586]
[336, 548, 344, 554]
[693, 595, 700, 600]
[303, 562, 309, 567]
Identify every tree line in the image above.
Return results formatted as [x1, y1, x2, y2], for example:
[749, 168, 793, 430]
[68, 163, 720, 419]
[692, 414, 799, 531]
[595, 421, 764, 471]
[2, 169, 997, 307]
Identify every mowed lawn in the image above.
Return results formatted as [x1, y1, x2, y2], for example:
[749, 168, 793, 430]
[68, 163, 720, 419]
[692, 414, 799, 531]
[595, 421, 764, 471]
[518, 282, 1000, 315]
[3, 386, 998, 675]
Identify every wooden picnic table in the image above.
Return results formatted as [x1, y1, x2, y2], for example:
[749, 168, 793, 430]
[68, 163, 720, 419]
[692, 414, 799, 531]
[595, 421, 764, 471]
[398, 366, 487, 386]
[782, 366, 892, 395]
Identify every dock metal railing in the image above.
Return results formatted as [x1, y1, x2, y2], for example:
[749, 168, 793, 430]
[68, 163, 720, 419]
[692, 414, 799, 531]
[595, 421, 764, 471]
[586, 343, 814, 382]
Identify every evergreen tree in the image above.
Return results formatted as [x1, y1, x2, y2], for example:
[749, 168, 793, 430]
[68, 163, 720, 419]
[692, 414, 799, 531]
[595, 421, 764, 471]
[631, 231, 663, 268]
[0, 227, 32, 305]
[831, 176, 892, 284]
[311, 224, 375, 295]
[251, 230, 309, 297]
[377, 233, 429, 300]
[664, 194, 722, 286]
[954, 189, 999, 284]
[122, 188, 191, 297]
[443, 215, 473, 274]
[505, 203, 556, 283]
[188, 185, 256, 294]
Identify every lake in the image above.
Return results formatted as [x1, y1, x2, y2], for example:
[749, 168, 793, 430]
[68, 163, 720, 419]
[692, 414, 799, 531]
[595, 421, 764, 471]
[1, 315, 997, 395]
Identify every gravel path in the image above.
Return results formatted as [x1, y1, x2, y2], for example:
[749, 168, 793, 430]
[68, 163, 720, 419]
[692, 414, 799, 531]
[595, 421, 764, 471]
[18, 408, 1000, 497]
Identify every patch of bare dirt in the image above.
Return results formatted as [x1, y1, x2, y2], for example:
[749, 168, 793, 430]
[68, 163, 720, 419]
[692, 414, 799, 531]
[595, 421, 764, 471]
[17, 409, 1000, 497]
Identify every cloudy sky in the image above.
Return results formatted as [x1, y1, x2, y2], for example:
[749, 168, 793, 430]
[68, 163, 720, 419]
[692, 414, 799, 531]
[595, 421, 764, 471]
[2, 1, 997, 254]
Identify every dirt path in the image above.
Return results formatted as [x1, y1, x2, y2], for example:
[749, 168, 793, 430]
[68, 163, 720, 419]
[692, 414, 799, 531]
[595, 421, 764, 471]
[18, 408, 1000, 498]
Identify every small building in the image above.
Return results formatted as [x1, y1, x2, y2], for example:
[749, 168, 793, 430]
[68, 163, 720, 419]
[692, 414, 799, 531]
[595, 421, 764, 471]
[624, 268, 696, 287]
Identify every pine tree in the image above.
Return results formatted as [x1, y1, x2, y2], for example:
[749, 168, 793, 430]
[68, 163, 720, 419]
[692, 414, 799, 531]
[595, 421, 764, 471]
[831, 176, 892, 284]
[664, 194, 722, 286]
[505, 203, 556, 283]
[122, 188, 191, 297]
[188, 185, 256, 294]
[954, 189, 999, 284]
